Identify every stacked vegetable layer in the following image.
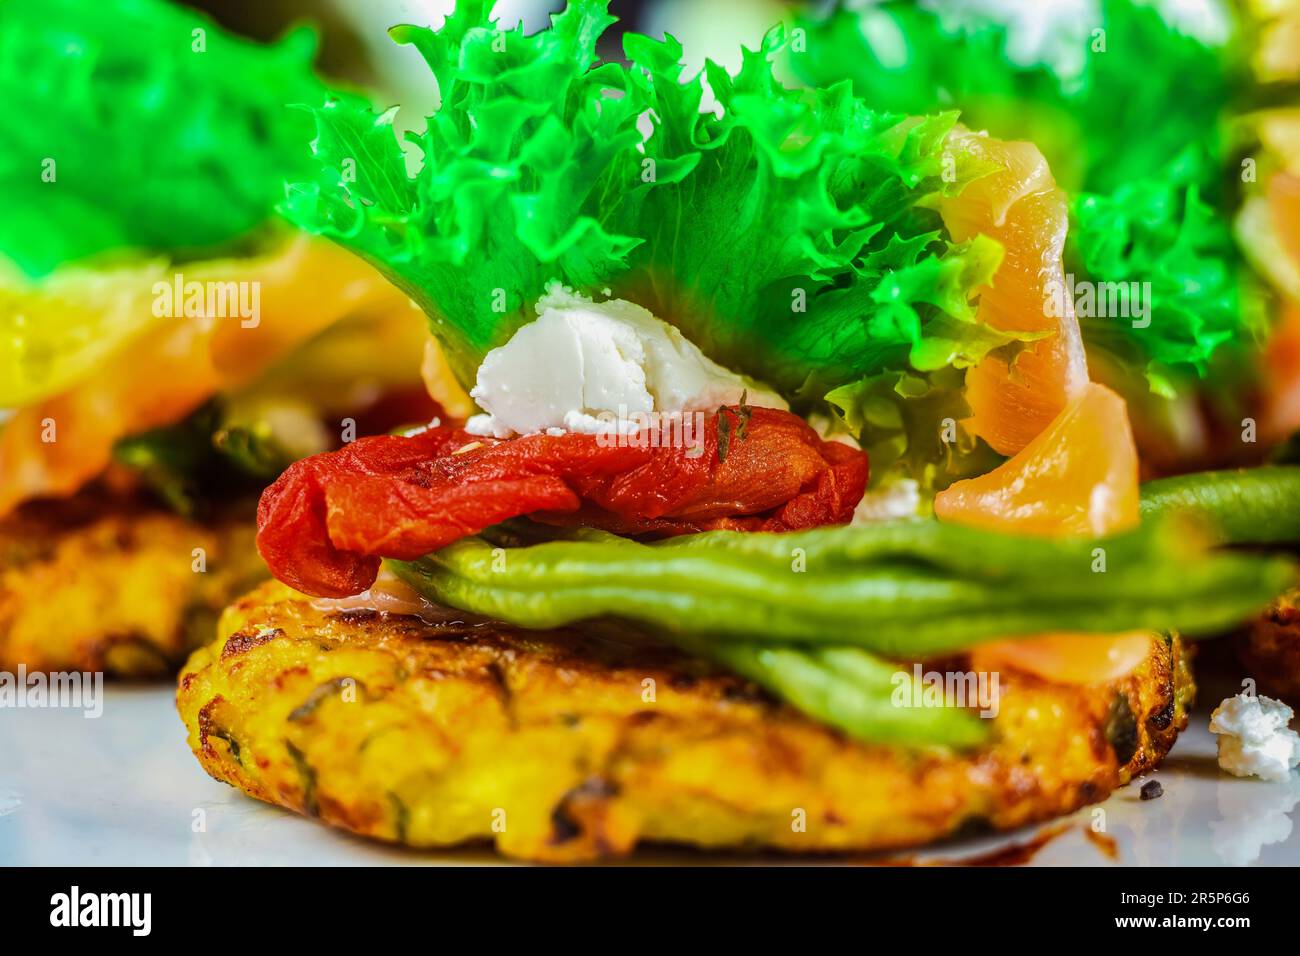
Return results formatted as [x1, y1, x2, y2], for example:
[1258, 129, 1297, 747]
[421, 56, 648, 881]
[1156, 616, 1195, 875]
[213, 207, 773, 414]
[265, 0, 1300, 748]
[793, 0, 1260, 391]
[283, 0, 1038, 479]
[391, 467, 1300, 748]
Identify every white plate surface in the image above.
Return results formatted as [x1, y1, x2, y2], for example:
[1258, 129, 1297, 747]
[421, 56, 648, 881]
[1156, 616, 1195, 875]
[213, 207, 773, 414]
[1, 684, 1297, 866]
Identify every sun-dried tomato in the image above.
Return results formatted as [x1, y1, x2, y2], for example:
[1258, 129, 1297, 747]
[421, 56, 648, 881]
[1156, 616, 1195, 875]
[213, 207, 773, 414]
[257, 407, 868, 597]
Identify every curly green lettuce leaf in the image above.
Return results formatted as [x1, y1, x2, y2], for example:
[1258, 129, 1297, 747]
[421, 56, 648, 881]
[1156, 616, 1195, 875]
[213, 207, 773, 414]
[794, 0, 1240, 195]
[793, 0, 1259, 382]
[281, 0, 641, 381]
[822, 232, 1027, 492]
[1072, 149, 1266, 384]
[601, 33, 1008, 396]
[282, 0, 1022, 416]
[0, 0, 329, 277]
[826, 365, 1004, 494]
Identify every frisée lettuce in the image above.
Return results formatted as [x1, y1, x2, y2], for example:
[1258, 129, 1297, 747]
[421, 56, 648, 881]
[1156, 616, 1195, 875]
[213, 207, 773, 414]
[282, 0, 1036, 493]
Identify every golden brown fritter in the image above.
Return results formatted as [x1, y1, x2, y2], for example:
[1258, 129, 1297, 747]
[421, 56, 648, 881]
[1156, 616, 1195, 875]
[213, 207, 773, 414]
[0, 492, 267, 676]
[178, 581, 1193, 862]
[1238, 587, 1300, 705]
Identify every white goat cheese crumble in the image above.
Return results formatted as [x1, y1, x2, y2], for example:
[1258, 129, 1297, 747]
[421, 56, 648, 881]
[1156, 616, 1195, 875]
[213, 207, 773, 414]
[1209, 693, 1300, 782]
[465, 285, 785, 438]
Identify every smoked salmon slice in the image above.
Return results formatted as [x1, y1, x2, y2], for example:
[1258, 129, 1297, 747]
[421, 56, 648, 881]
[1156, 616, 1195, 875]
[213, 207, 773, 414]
[938, 129, 1090, 457]
[933, 130, 1152, 684]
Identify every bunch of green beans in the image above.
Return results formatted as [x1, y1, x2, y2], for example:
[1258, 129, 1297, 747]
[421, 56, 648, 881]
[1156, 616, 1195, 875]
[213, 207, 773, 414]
[679, 640, 992, 749]
[392, 522, 1290, 655]
[389, 491, 1296, 749]
[1139, 465, 1300, 544]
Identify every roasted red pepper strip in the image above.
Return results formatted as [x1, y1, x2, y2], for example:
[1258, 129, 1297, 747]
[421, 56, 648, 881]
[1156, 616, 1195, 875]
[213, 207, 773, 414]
[257, 407, 868, 597]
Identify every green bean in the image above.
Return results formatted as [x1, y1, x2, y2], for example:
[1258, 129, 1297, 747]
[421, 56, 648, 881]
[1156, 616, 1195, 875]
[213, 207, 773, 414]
[391, 526, 1293, 656]
[1140, 466, 1300, 545]
[429, 536, 994, 611]
[688, 640, 990, 749]
[448, 529, 1261, 612]
[448, 523, 1160, 601]
[490, 516, 1209, 585]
